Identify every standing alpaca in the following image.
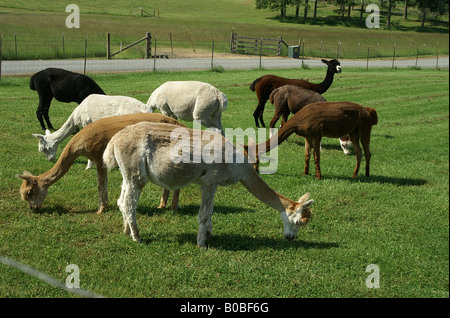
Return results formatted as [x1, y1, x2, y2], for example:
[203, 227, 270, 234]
[30, 68, 105, 130]
[147, 81, 228, 134]
[103, 122, 314, 246]
[246, 102, 378, 180]
[268, 85, 352, 154]
[250, 59, 341, 127]
[32, 94, 153, 169]
[18, 113, 184, 214]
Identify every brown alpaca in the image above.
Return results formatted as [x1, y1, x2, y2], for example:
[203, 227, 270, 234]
[268, 85, 327, 129]
[17, 113, 185, 214]
[247, 102, 378, 180]
[249, 59, 341, 127]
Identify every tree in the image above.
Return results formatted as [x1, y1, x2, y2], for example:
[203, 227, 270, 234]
[413, 0, 449, 31]
[255, 0, 290, 19]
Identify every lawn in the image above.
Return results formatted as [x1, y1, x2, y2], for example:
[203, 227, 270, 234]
[0, 66, 448, 298]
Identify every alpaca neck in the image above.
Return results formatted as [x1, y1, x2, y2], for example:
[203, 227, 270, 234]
[258, 120, 299, 155]
[47, 115, 78, 145]
[240, 166, 293, 212]
[316, 68, 336, 94]
[39, 142, 83, 187]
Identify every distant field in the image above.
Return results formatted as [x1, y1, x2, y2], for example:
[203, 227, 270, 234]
[0, 0, 448, 60]
[0, 67, 448, 297]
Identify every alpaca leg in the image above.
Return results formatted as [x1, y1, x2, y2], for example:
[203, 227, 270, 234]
[197, 184, 217, 248]
[36, 95, 53, 130]
[312, 138, 322, 180]
[95, 165, 108, 214]
[43, 106, 54, 131]
[171, 189, 180, 211]
[360, 129, 372, 177]
[85, 159, 95, 170]
[269, 111, 283, 129]
[157, 189, 170, 209]
[304, 138, 313, 176]
[349, 132, 362, 178]
[119, 182, 142, 243]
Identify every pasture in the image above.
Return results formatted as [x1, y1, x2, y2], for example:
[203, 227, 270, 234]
[0, 66, 448, 298]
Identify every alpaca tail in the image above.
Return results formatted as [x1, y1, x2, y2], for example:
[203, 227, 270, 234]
[250, 77, 262, 92]
[269, 87, 281, 104]
[29, 74, 36, 90]
[102, 141, 118, 170]
[366, 107, 378, 126]
[218, 91, 228, 112]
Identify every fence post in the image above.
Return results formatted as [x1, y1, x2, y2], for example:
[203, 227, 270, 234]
[436, 42, 439, 69]
[153, 36, 157, 72]
[145, 32, 151, 59]
[392, 43, 396, 69]
[14, 32, 18, 59]
[301, 41, 305, 67]
[415, 48, 418, 68]
[62, 32, 65, 59]
[366, 45, 370, 70]
[84, 35, 87, 74]
[336, 42, 341, 59]
[106, 33, 111, 59]
[259, 38, 262, 70]
[211, 37, 215, 70]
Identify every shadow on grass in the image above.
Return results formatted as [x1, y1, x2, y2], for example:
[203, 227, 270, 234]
[137, 204, 248, 217]
[171, 233, 339, 251]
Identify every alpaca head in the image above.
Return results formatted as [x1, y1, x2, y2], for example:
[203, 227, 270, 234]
[322, 59, 342, 74]
[17, 171, 48, 210]
[280, 193, 314, 241]
[339, 136, 353, 155]
[32, 130, 57, 161]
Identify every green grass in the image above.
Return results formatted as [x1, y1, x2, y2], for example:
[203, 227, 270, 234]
[0, 0, 448, 60]
[0, 67, 448, 298]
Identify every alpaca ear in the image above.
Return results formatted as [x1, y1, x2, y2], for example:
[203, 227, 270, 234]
[321, 59, 329, 65]
[298, 192, 310, 203]
[45, 129, 51, 136]
[32, 133, 45, 140]
[16, 171, 34, 181]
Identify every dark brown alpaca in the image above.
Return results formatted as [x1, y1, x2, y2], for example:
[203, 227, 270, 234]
[249, 59, 341, 128]
[268, 85, 327, 129]
[247, 102, 378, 180]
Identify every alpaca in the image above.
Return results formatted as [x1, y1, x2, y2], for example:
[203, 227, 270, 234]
[268, 85, 327, 129]
[18, 113, 184, 214]
[268, 85, 352, 153]
[103, 122, 314, 247]
[32, 94, 153, 169]
[147, 81, 228, 134]
[246, 102, 378, 180]
[30, 68, 105, 130]
[250, 59, 341, 127]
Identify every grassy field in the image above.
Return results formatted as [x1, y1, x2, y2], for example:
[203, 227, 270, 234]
[0, 0, 448, 60]
[0, 66, 448, 298]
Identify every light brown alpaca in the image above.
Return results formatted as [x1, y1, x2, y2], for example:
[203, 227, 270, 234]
[103, 122, 314, 247]
[17, 113, 185, 214]
[246, 102, 378, 180]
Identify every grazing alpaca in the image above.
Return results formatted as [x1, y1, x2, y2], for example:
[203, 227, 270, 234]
[250, 59, 341, 127]
[246, 102, 378, 180]
[32, 94, 153, 169]
[147, 81, 228, 134]
[103, 122, 314, 246]
[30, 68, 105, 130]
[17, 113, 184, 214]
[268, 85, 352, 153]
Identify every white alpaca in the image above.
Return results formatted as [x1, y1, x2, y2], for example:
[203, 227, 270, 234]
[32, 94, 152, 168]
[103, 122, 314, 247]
[147, 81, 228, 134]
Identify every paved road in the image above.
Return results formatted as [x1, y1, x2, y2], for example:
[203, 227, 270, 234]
[1, 56, 448, 75]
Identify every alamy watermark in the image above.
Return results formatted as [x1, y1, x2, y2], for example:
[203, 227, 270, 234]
[169, 121, 278, 174]
[65, 264, 80, 289]
[66, 4, 80, 29]
[365, 264, 380, 288]
[366, 4, 380, 29]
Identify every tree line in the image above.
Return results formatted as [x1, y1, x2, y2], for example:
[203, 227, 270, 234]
[255, 0, 449, 31]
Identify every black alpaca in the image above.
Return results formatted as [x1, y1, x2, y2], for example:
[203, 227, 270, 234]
[29, 68, 106, 130]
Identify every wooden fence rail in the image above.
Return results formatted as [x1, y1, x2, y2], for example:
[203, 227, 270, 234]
[230, 32, 286, 56]
[107, 32, 151, 59]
